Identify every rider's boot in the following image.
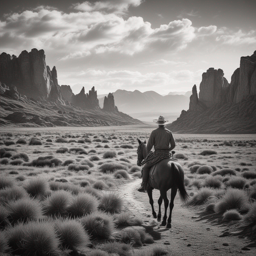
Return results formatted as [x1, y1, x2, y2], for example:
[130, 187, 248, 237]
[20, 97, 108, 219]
[137, 182, 146, 192]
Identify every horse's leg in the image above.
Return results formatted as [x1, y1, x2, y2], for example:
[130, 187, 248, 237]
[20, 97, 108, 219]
[160, 190, 169, 226]
[166, 187, 177, 229]
[157, 195, 162, 222]
[147, 188, 157, 218]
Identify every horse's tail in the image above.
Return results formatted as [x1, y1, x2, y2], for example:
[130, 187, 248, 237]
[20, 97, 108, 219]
[172, 163, 189, 202]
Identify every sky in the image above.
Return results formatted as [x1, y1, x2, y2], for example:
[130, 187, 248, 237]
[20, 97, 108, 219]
[0, 0, 255, 95]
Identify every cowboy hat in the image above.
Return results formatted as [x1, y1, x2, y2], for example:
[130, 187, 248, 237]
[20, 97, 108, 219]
[153, 116, 168, 124]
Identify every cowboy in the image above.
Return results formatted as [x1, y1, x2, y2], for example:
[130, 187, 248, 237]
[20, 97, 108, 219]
[137, 116, 176, 192]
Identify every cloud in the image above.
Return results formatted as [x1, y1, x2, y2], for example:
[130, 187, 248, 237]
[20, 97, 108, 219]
[197, 25, 217, 35]
[73, 0, 143, 13]
[216, 29, 256, 45]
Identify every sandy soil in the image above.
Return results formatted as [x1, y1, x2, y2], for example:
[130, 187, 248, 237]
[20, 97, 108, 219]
[117, 179, 256, 256]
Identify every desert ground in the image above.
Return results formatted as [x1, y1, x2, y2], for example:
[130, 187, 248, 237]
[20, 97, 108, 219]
[0, 125, 256, 256]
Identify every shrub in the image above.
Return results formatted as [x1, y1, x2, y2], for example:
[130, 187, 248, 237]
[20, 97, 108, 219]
[87, 249, 108, 256]
[191, 180, 202, 189]
[98, 193, 123, 214]
[98, 242, 132, 256]
[115, 227, 143, 247]
[197, 165, 213, 174]
[81, 212, 114, 240]
[84, 187, 102, 199]
[7, 198, 42, 224]
[0, 231, 8, 254]
[99, 163, 127, 173]
[242, 171, 256, 179]
[249, 185, 256, 201]
[29, 137, 42, 145]
[0, 186, 27, 205]
[55, 219, 90, 250]
[114, 170, 130, 179]
[243, 202, 256, 226]
[0, 176, 14, 190]
[199, 150, 217, 156]
[120, 145, 133, 149]
[43, 190, 73, 217]
[186, 188, 214, 206]
[81, 159, 94, 167]
[31, 156, 62, 167]
[222, 209, 242, 222]
[16, 138, 27, 144]
[0, 206, 10, 230]
[175, 153, 187, 160]
[10, 159, 24, 165]
[67, 193, 98, 218]
[93, 181, 109, 190]
[7, 221, 59, 256]
[0, 158, 9, 165]
[25, 179, 49, 198]
[189, 165, 201, 174]
[4, 140, 15, 146]
[204, 176, 222, 189]
[89, 155, 100, 161]
[62, 159, 75, 166]
[214, 188, 249, 214]
[129, 166, 140, 173]
[226, 177, 247, 189]
[114, 212, 142, 228]
[11, 153, 29, 162]
[56, 137, 68, 143]
[212, 168, 237, 176]
[69, 148, 87, 154]
[103, 151, 116, 159]
[56, 147, 68, 153]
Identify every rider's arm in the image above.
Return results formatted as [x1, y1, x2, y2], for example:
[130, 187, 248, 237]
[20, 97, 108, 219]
[168, 132, 176, 151]
[146, 132, 154, 154]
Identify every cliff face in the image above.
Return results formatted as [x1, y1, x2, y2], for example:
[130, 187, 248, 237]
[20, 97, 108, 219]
[0, 49, 61, 101]
[103, 93, 118, 111]
[168, 51, 256, 133]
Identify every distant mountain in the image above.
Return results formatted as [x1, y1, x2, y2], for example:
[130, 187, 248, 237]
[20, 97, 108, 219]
[168, 91, 191, 97]
[167, 51, 256, 133]
[99, 89, 189, 116]
[0, 49, 142, 127]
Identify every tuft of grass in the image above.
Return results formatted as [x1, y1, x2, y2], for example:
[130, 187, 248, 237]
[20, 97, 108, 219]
[84, 187, 102, 199]
[175, 153, 188, 160]
[222, 209, 242, 222]
[55, 137, 68, 143]
[242, 202, 256, 226]
[4, 140, 15, 146]
[129, 166, 141, 173]
[191, 180, 202, 189]
[11, 153, 29, 162]
[98, 193, 123, 214]
[204, 176, 222, 189]
[56, 147, 68, 153]
[7, 221, 59, 256]
[10, 159, 24, 165]
[69, 147, 87, 154]
[0, 176, 14, 190]
[114, 170, 130, 179]
[81, 212, 114, 240]
[55, 219, 90, 250]
[16, 138, 27, 144]
[103, 151, 116, 159]
[98, 242, 132, 256]
[199, 150, 217, 156]
[0, 206, 10, 230]
[189, 165, 201, 174]
[93, 180, 109, 190]
[67, 193, 98, 218]
[87, 249, 108, 256]
[89, 155, 100, 161]
[226, 176, 247, 189]
[99, 163, 127, 173]
[0, 186, 27, 205]
[242, 171, 256, 179]
[115, 227, 143, 247]
[25, 179, 49, 198]
[81, 159, 94, 167]
[248, 185, 256, 201]
[0, 231, 8, 254]
[114, 212, 142, 228]
[197, 165, 213, 175]
[120, 144, 133, 149]
[186, 188, 214, 206]
[29, 137, 42, 145]
[214, 188, 249, 214]
[43, 190, 73, 217]
[62, 159, 75, 166]
[7, 198, 42, 224]
[0, 158, 9, 165]
[212, 168, 237, 176]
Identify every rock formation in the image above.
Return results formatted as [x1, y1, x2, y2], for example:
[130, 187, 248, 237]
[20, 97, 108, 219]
[60, 85, 73, 102]
[0, 48, 61, 101]
[168, 51, 256, 133]
[103, 93, 118, 111]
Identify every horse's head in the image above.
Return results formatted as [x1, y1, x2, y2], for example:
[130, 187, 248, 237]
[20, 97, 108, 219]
[137, 138, 146, 166]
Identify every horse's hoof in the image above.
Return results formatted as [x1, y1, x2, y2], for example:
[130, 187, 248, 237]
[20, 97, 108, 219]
[153, 213, 157, 218]
[161, 221, 166, 226]
[166, 223, 172, 229]
[157, 217, 161, 222]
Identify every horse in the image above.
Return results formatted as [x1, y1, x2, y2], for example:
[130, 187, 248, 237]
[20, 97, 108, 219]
[137, 139, 188, 228]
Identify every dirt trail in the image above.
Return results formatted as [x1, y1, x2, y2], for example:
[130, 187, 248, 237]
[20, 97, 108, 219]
[117, 179, 256, 256]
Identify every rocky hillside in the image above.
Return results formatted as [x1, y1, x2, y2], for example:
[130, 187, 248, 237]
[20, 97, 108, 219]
[167, 51, 256, 133]
[0, 49, 142, 127]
